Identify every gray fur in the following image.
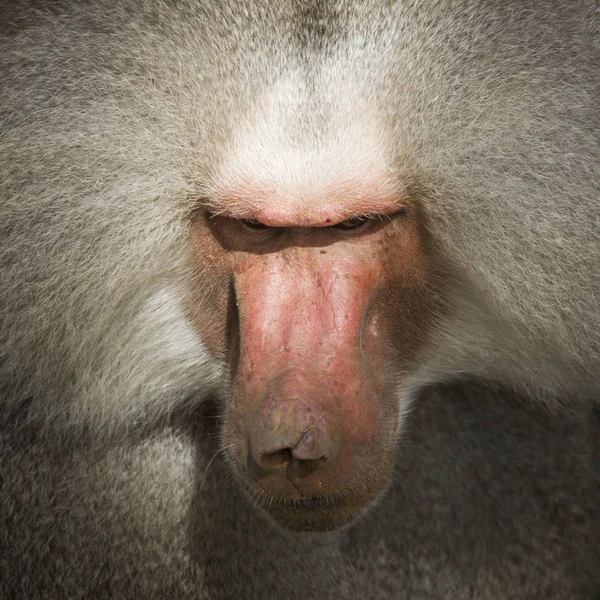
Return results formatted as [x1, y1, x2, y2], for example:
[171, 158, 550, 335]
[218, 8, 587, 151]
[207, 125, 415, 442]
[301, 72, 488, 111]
[1, 383, 598, 599]
[0, 1, 599, 598]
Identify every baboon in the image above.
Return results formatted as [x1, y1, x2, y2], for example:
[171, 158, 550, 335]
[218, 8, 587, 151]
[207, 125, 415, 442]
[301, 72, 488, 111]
[0, 1, 598, 598]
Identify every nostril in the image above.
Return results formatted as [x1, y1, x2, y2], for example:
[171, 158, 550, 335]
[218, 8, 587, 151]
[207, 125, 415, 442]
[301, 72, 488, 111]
[255, 429, 326, 472]
[260, 448, 294, 471]
[248, 414, 339, 477]
[290, 428, 318, 460]
[256, 448, 327, 478]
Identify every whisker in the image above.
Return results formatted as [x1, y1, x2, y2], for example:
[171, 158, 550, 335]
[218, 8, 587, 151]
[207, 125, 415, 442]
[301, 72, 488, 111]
[199, 443, 234, 490]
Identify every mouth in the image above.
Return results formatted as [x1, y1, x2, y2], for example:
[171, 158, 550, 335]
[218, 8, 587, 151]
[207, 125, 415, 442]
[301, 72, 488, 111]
[253, 490, 370, 532]
[223, 429, 394, 532]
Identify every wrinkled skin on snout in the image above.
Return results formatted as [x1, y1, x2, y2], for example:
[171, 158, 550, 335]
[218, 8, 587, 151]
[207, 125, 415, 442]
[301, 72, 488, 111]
[190, 203, 432, 531]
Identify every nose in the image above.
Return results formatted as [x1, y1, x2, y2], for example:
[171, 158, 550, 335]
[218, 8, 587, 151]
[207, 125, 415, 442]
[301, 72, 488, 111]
[248, 399, 341, 478]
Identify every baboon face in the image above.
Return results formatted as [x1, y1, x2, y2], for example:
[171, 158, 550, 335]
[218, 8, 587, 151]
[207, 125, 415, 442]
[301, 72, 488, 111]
[188, 180, 433, 530]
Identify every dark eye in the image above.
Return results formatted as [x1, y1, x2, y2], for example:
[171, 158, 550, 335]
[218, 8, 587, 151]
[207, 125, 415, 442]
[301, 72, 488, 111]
[331, 216, 371, 231]
[241, 219, 269, 230]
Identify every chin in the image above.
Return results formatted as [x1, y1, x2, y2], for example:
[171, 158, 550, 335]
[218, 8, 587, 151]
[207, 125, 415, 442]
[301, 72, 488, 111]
[258, 492, 377, 533]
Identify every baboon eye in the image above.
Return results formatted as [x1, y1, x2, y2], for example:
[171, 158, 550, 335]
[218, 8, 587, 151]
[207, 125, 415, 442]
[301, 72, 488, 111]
[241, 218, 269, 230]
[331, 216, 371, 230]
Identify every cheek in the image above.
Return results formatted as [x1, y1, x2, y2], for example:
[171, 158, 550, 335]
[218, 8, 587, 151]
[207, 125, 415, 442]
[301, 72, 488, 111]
[364, 222, 433, 368]
[187, 218, 232, 357]
[379, 287, 431, 368]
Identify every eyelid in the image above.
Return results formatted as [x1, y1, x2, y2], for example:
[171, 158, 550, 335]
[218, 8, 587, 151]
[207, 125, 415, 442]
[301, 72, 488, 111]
[331, 216, 371, 230]
[240, 218, 269, 230]
[205, 209, 405, 242]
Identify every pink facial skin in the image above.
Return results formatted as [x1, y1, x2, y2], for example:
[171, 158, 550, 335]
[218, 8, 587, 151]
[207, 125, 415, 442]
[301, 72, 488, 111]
[189, 193, 432, 531]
